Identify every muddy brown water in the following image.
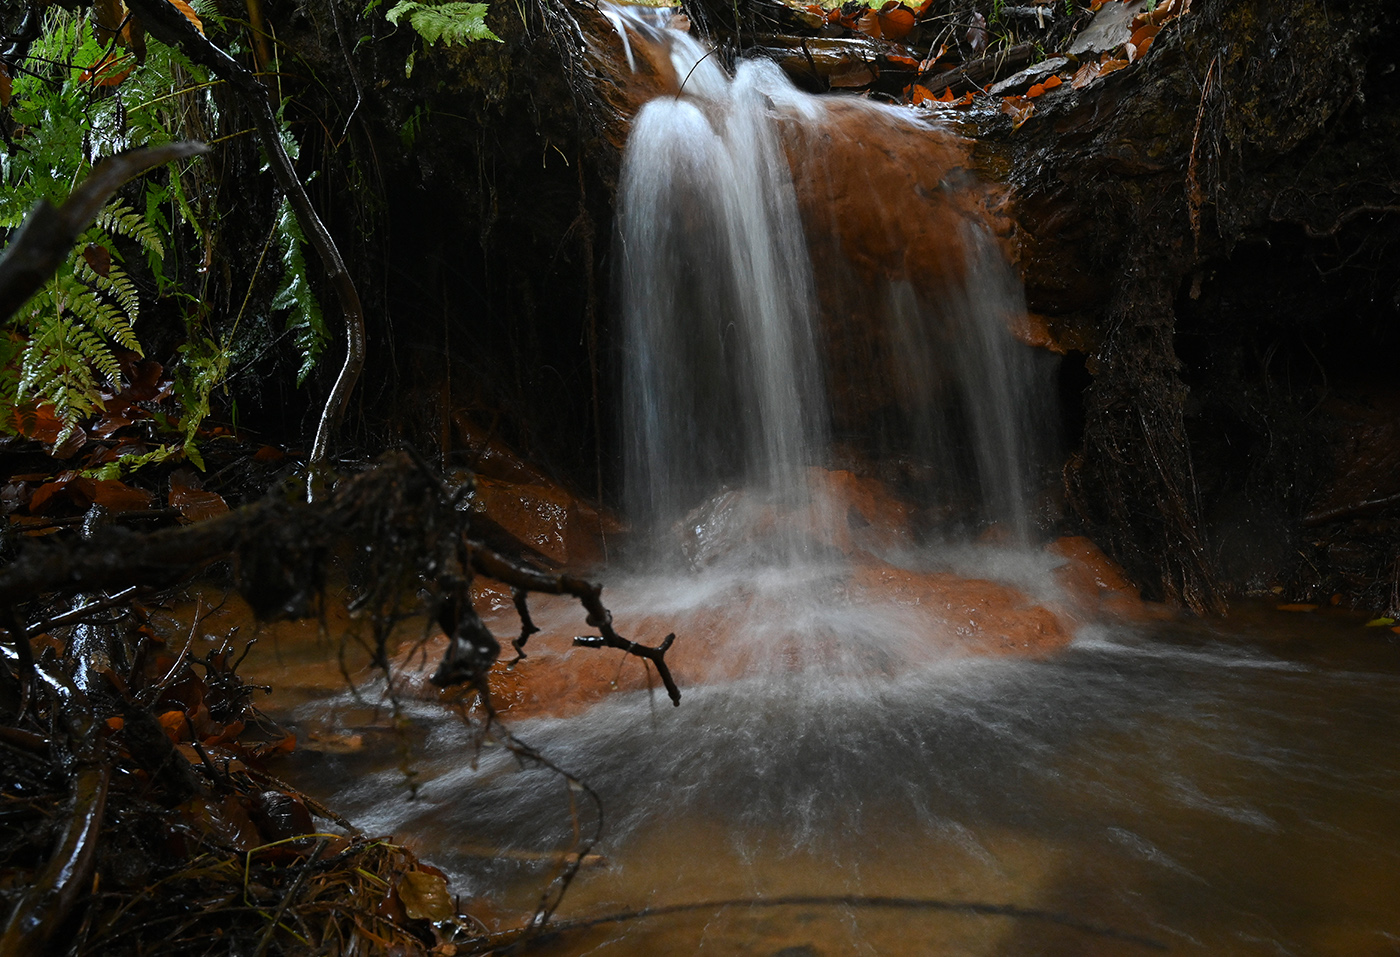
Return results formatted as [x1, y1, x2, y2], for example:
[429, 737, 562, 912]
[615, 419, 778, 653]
[221, 586, 1400, 957]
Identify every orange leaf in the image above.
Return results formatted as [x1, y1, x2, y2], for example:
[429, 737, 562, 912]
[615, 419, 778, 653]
[885, 53, 918, 68]
[1042, 74, 1062, 90]
[876, 6, 915, 40]
[1000, 95, 1034, 129]
[855, 10, 882, 38]
[1098, 57, 1129, 76]
[918, 43, 948, 73]
[908, 84, 935, 104]
[202, 719, 245, 746]
[28, 473, 77, 514]
[252, 733, 297, 757]
[80, 53, 134, 87]
[90, 479, 155, 513]
[937, 87, 955, 102]
[159, 709, 192, 743]
[1026, 82, 1046, 98]
[169, 468, 229, 522]
[1071, 61, 1100, 89]
[165, 0, 204, 34]
[171, 487, 229, 523]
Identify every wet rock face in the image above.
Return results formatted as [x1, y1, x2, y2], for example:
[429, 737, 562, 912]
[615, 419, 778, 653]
[448, 418, 619, 571]
[779, 104, 991, 441]
[780, 102, 984, 293]
[1047, 535, 1171, 623]
[459, 561, 1078, 721]
[473, 477, 604, 569]
[447, 477, 1173, 721]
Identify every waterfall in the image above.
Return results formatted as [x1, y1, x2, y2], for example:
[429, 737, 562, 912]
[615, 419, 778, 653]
[613, 7, 1050, 555]
[617, 50, 828, 534]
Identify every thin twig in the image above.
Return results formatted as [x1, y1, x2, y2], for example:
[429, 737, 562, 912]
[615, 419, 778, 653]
[251, 838, 326, 957]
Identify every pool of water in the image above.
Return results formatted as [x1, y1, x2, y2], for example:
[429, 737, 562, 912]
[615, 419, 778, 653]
[256, 596, 1400, 956]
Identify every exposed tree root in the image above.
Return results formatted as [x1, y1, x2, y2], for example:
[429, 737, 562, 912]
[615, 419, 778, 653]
[0, 452, 680, 954]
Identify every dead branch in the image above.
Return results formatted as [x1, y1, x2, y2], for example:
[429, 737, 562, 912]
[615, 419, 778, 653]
[922, 41, 1036, 95]
[0, 454, 681, 707]
[468, 544, 680, 705]
[0, 762, 111, 957]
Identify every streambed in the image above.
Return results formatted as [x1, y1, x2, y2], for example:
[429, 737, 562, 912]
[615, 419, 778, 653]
[251, 596, 1400, 956]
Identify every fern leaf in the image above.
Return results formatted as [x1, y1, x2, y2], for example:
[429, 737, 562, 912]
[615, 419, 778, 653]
[72, 296, 141, 358]
[272, 199, 330, 384]
[96, 201, 166, 259]
[69, 326, 123, 387]
[19, 316, 105, 436]
[74, 255, 142, 325]
[386, 1, 501, 45]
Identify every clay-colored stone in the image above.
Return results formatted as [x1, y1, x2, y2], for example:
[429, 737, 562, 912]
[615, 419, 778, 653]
[455, 555, 1077, 720]
[474, 477, 602, 568]
[849, 563, 1071, 655]
[1046, 535, 1173, 621]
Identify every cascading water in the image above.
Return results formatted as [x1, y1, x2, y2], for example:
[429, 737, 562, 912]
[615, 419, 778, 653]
[617, 48, 827, 535]
[615, 7, 1048, 548]
[270, 10, 1400, 956]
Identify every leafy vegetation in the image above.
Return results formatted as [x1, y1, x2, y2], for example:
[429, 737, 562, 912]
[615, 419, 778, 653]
[272, 196, 329, 385]
[385, 1, 502, 46]
[0, 2, 331, 466]
[1, 7, 213, 451]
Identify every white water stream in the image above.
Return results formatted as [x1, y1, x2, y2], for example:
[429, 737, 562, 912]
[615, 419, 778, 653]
[614, 7, 1043, 547]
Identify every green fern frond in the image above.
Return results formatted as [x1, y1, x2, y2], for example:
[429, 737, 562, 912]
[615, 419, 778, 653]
[18, 316, 107, 437]
[69, 326, 124, 388]
[66, 293, 141, 361]
[26, 270, 131, 395]
[386, 1, 501, 45]
[74, 254, 142, 324]
[80, 443, 184, 480]
[95, 201, 166, 259]
[272, 198, 329, 384]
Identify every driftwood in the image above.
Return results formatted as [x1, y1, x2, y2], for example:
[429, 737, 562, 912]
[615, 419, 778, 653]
[0, 453, 680, 704]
